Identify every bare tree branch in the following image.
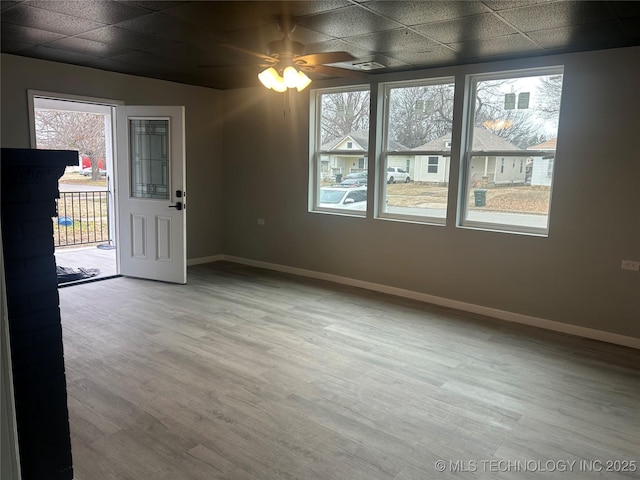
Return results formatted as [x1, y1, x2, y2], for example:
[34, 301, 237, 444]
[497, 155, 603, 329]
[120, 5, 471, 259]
[35, 110, 106, 180]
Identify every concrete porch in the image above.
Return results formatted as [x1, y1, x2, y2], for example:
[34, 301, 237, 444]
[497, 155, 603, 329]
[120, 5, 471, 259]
[54, 245, 118, 284]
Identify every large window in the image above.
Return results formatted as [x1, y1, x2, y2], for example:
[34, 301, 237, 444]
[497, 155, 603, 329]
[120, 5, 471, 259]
[461, 68, 563, 235]
[310, 86, 370, 215]
[309, 67, 564, 236]
[380, 78, 455, 223]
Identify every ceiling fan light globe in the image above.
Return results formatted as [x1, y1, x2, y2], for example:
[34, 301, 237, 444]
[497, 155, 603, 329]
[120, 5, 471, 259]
[296, 71, 312, 91]
[258, 67, 279, 89]
[283, 66, 300, 88]
[271, 74, 287, 92]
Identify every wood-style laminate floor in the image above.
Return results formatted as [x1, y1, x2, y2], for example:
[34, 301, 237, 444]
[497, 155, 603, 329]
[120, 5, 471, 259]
[59, 262, 640, 480]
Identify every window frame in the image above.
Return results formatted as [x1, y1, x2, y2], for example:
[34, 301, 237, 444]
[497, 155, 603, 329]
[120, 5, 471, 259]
[378, 76, 456, 225]
[459, 66, 564, 236]
[309, 84, 370, 217]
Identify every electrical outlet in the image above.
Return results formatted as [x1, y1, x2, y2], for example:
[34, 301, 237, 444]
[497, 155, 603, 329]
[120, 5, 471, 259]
[257, 218, 265, 226]
[621, 260, 640, 271]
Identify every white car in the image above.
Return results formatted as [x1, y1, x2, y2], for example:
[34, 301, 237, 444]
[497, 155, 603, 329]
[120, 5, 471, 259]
[387, 166, 410, 184]
[81, 167, 107, 177]
[319, 186, 367, 210]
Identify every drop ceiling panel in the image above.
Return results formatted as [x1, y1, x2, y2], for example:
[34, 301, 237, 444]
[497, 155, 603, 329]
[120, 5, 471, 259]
[1, 22, 65, 44]
[622, 17, 640, 40]
[450, 33, 541, 59]
[345, 28, 441, 53]
[527, 21, 629, 50]
[2, 3, 105, 35]
[225, 23, 332, 52]
[497, 1, 614, 32]
[296, 6, 401, 37]
[24, 0, 150, 24]
[1, 0, 638, 90]
[125, 1, 188, 11]
[77, 26, 175, 52]
[46, 36, 133, 58]
[161, 1, 273, 32]
[364, 1, 491, 26]
[480, 0, 550, 11]
[114, 11, 204, 44]
[415, 13, 518, 43]
[18, 45, 100, 64]
[257, 0, 353, 18]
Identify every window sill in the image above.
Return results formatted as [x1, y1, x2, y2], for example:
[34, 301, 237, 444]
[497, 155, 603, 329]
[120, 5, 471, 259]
[458, 220, 549, 237]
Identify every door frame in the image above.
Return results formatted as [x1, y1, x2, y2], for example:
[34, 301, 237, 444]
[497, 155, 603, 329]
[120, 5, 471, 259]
[27, 90, 124, 273]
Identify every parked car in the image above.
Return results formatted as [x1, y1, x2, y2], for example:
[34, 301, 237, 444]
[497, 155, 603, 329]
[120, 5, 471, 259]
[80, 156, 105, 169]
[80, 155, 107, 176]
[344, 171, 368, 180]
[319, 186, 367, 210]
[338, 178, 367, 187]
[81, 167, 107, 176]
[387, 166, 410, 184]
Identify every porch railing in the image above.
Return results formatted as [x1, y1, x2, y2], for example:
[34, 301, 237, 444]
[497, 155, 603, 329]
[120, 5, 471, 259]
[54, 191, 111, 247]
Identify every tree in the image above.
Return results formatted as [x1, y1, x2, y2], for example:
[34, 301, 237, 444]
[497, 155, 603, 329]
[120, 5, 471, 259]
[35, 109, 106, 180]
[387, 83, 454, 148]
[320, 90, 370, 145]
[473, 75, 562, 149]
[537, 74, 563, 121]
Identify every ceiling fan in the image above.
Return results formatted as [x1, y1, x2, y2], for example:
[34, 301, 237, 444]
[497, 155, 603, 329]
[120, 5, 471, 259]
[219, 18, 363, 92]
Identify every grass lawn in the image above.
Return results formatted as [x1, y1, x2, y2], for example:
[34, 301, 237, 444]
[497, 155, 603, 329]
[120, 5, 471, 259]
[55, 168, 110, 246]
[59, 168, 107, 187]
[387, 182, 550, 214]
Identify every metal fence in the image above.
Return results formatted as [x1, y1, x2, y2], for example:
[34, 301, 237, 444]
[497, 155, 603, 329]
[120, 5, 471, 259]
[54, 191, 111, 247]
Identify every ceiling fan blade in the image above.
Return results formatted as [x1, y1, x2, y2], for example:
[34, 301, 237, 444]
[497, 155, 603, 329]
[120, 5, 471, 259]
[198, 63, 273, 69]
[294, 51, 355, 67]
[218, 43, 276, 64]
[301, 64, 366, 78]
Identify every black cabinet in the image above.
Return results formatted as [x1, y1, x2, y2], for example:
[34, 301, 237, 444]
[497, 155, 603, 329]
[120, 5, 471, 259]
[1, 148, 77, 480]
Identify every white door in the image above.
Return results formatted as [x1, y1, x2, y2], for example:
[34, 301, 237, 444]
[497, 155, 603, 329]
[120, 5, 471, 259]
[116, 106, 186, 284]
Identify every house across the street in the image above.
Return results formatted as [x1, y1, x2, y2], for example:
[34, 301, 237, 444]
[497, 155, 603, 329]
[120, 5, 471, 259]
[413, 128, 524, 186]
[528, 137, 558, 186]
[320, 131, 409, 180]
[322, 128, 528, 186]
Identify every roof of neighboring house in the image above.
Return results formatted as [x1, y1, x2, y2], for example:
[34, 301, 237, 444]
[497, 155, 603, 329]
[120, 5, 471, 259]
[322, 131, 406, 151]
[528, 137, 557, 150]
[414, 128, 520, 151]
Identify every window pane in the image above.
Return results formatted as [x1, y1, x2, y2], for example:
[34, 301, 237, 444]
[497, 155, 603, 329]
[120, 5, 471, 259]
[463, 70, 563, 234]
[382, 81, 454, 221]
[314, 88, 370, 214]
[384, 155, 448, 219]
[472, 73, 562, 150]
[130, 119, 169, 200]
[387, 82, 455, 150]
[466, 155, 553, 230]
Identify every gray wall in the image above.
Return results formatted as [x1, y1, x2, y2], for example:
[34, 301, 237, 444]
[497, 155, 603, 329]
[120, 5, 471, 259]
[2, 49, 638, 340]
[222, 46, 640, 339]
[1, 54, 225, 260]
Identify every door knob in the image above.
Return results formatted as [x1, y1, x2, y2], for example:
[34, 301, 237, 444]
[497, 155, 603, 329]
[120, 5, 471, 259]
[168, 201, 183, 211]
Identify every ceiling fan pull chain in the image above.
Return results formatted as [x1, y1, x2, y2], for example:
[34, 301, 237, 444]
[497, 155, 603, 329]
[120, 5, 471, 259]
[283, 89, 291, 117]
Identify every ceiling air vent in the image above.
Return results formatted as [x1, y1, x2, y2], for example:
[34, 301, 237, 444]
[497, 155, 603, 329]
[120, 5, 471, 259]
[353, 61, 386, 71]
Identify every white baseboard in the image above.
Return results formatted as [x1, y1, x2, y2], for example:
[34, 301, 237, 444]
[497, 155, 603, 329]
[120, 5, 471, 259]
[187, 254, 224, 266]
[216, 255, 640, 350]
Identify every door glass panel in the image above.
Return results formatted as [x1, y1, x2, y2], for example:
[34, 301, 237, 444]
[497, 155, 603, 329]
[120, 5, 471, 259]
[130, 118, 169, 199]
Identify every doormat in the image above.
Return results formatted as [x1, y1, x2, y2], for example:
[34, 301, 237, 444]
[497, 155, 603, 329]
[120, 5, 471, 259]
[97, 243, 116, 250]
[56, 266, 101, 284]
